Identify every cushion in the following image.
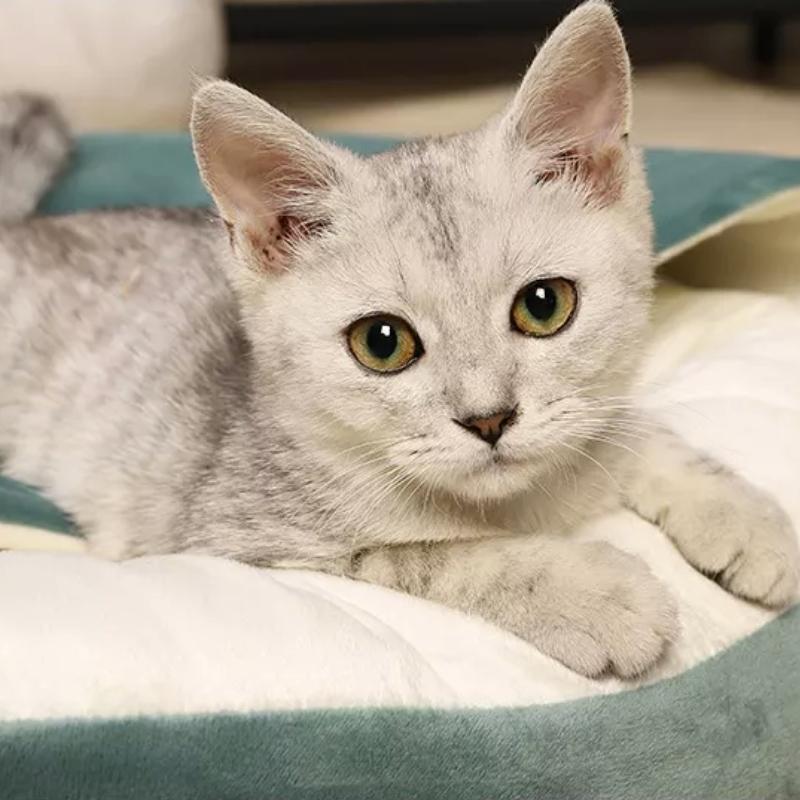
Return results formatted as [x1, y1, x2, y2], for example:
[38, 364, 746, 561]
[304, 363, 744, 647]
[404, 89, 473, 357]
[0, 1, 224, 131]
[1, 137, 799, 799]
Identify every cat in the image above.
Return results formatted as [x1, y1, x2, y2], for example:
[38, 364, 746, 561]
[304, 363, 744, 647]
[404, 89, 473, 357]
[1, 1, 797, 679]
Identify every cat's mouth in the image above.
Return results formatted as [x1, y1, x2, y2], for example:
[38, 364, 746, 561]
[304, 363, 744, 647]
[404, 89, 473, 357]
[441, 452, 538, 501]
[393, 439, 542, 501]
[489, 451, 528, 468]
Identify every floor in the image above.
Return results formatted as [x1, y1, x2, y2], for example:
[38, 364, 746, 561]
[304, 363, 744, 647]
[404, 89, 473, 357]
[229, 18, 800, 156]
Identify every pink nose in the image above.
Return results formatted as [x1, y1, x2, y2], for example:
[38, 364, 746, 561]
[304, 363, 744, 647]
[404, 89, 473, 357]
[455, 407, 517, 446]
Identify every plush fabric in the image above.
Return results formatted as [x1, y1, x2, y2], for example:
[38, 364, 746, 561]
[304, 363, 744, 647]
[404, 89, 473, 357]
[0, 473, 72, 535]
[2, 606, 796, 800]
[1, 137, 799, 799]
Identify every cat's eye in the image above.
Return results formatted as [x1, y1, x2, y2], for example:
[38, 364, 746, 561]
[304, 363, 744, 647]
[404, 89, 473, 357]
[511, 278, 577, 337]
[347, 315, 423, 374]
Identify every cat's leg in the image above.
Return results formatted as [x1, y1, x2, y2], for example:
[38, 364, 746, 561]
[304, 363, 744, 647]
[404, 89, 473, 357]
[348, 535, 678, 678]
[622, 427, 799, 607]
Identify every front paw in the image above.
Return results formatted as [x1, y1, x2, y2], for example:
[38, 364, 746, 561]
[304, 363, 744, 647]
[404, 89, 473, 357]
[661, 476, 799, 607]
[520, 542, 679, 678]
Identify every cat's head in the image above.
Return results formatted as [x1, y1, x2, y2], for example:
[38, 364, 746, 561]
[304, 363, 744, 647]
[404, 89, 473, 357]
[192, 1, 654, 503]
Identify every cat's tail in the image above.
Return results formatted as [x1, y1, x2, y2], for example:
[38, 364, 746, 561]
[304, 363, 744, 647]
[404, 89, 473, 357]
[0, 94, 71, 223]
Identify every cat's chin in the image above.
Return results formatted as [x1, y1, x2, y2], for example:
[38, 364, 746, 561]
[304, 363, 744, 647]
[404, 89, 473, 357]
[438, 458, 538, 503]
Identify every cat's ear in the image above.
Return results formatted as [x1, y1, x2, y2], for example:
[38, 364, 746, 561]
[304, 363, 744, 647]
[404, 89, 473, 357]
[503, 1, 631, 204]
[191, 81, 344, 273]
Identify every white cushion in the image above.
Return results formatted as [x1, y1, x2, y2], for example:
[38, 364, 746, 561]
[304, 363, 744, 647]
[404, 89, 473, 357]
[0, 0, 224, 131]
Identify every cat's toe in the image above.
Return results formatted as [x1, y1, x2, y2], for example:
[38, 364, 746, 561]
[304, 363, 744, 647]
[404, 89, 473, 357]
[763, 566, 800, 607]
[663, 497, 747, 575]
[602, 605, 677, 678]
[598, 565, 680, 678]
[530, 543, 679, 679]
[666, 479, 799, 607]
[531, 629, 609, 678]
[719, 516, 800, 608]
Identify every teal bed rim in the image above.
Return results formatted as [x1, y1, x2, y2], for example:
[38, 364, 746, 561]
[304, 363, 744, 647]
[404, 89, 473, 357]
[1, 135, 800, 800]
[2, 605, 798, 800]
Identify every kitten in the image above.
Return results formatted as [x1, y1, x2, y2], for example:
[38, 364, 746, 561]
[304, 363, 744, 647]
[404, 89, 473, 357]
[1, 2, 797, 679]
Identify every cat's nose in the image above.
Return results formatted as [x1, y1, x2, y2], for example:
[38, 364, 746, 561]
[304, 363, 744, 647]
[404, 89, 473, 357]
[455, 407, 517, 446]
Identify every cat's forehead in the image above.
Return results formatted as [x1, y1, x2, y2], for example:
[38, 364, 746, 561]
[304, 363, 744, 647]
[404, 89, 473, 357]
[361, 133, 492, 270]
[369, 134, 477, 189]
[329, 132, 607, 319]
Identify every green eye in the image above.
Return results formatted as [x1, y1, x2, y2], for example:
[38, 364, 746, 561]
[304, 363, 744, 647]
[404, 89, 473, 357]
[511, 278, 577, 337]
[347, 315, 422, 374]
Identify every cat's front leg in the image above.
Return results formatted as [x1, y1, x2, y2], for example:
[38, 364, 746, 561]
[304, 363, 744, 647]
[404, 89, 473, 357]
[348, 536, 678, 678]
[623, 427, 799, 607]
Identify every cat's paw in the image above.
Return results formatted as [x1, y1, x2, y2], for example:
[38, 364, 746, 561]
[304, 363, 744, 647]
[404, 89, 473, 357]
[355, 537, 677, 679]
[523, 542, 679, 678]
[661, 476, 799, 608]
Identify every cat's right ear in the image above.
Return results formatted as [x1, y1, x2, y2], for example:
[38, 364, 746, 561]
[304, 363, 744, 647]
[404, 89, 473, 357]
[191, 81, 345, 273]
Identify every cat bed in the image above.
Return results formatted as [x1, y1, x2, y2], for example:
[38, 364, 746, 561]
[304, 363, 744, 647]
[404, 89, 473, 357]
[1, 137, 800, 799]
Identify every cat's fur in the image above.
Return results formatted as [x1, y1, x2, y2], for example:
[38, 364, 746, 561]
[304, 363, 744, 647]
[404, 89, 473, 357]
[0, 94, 70, 223]
[1, 2, 797, 678]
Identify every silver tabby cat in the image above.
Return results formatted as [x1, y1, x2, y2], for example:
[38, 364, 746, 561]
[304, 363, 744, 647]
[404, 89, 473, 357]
[1, 2, 797, 678]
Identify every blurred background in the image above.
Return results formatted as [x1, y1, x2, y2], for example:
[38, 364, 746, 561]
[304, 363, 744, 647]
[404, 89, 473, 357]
[1, 0, 798, 155]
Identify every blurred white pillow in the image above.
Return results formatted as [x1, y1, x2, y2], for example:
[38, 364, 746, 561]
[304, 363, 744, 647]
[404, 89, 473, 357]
[0, 0, 225, 131]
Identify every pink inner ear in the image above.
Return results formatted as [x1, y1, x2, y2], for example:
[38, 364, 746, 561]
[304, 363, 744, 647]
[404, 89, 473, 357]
[567, 69, 626, 148]
[243, 216, 291, 272]
[534, 138, 628, 206]
[235, 212, 330, 274]
[522, 68, 629, 205]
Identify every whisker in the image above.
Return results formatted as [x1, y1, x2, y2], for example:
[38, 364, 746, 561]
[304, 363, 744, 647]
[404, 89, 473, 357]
[559, 440, 621, 492]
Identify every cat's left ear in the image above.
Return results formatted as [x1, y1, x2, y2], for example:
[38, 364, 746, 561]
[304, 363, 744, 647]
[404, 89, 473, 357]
[502, 1, 631, 204]
[191, 81, 349, 273]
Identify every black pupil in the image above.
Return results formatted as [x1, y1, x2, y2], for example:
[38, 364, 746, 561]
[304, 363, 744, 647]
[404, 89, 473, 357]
[367, 321, 398, 360]
[525, 283, 557, 321]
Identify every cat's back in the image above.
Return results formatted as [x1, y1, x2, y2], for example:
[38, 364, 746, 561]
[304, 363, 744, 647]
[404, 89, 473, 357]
[0, 207, 222, 291]
[0, 207, 232, 354]
[0, 208, 243, 540]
